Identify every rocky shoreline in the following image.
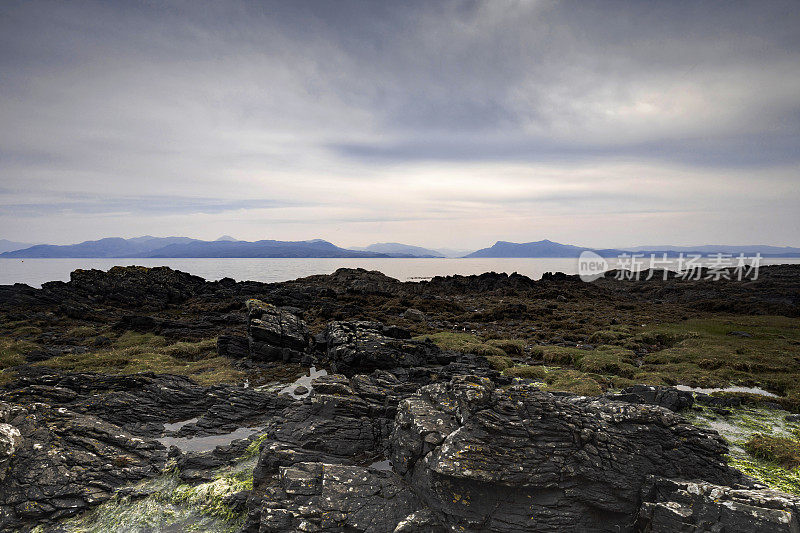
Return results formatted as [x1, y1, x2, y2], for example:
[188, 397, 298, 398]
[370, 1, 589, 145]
[1, 265, 799, 531]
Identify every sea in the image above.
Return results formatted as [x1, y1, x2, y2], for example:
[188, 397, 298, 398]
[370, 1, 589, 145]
[2, 257, 800, 288]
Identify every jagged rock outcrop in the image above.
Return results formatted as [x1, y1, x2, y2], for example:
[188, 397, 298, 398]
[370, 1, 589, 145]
[1, 369, 293, 438]
[324, 321, 440, 375]
[0, 401, 168, 529]
[255, 462, 426, 533]
[67, 266, 206, 310]
[390, 376, 741, 532]
[638, 476, 800, 532]
[604, 384, 694, 412]
[247, 299, 311, 363]
[261, 372, 420, 459]
[217, 334, 249, 358]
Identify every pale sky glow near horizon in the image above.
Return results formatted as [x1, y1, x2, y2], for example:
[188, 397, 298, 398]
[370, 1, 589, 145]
[1, 0, 799, 249]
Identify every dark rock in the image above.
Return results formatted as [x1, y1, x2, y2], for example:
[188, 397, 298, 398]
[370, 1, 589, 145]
[391, 376, 740, 532]
[217, 334, 249, 358]
[92, 335, 112, 347]
[324, 321, 440, 375]
[604, 384, 694, 412]
[68, 266, 206, 310]
[695, 392, 743, 408]
[728, 331, 753, 338]
[638, 476, 800, 532]
[786, 414, 800, 423]
[292, 385, 308, 396]
[253, 462, 428, 533]
[247, 299, 310, 363]
[0, 401, 168, 529]
[403, 308, 427, 322]
[1, 370, 293, 439]
[252, 440, 348, 488]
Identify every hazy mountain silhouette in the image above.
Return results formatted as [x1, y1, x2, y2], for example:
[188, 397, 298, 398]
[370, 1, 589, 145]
[465, 240, 800, 258]
[352, 242, 444, 258]
[0, 237, 391, 258]
[0, 239, 36, 254]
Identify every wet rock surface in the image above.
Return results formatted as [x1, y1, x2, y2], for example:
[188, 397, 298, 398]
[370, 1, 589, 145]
[323, 321, 440, 375]
[0, 400, 168, 528]
[0, 265, 799, 531]
[247, 299, 311, 363]
[390, 376, 740, 532]
[254, 462, 424, 533]
[638, 476, 800, 532]
[604, 384, 695, 412]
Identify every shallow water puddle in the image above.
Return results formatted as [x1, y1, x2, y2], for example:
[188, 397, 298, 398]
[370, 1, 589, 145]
[158, 427, 261, 453]
[368, 459, 392, 471]
[163, 417, 199, 432]
[257, 365, 327, 399]
[676, 384, 779, 398]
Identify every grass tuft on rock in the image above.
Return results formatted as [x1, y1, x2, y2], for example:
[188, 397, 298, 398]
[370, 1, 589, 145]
[484, 355, 514, 371]
[35, 332, 243, 385]
[414, 331, 519, 357]
[744, 435, 800, 470]
[503, 364, 603, 396]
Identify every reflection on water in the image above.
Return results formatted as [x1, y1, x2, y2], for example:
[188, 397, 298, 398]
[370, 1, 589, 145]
[163, 417, 199, 433]
[6, 257, 800, 287]
[278, 366, 327, 399]
[158, 427, 261, 453]
[368, 459, 392, 471]
[255, 365, 327, 399]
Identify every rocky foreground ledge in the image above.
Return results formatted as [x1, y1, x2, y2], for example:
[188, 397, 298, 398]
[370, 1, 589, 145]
[0, 265, 799, 532]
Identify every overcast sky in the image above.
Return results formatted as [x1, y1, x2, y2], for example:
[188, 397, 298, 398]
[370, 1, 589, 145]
[1, 0, 798, 248]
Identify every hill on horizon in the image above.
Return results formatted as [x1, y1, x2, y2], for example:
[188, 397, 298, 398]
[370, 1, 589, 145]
[0, 237, 395, 259]
[0, 239, 37, 254]
[465, 240, 800, 258]
[351, 242, 444, 258]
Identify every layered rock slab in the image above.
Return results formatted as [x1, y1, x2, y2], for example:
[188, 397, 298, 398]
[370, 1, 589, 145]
[323, 321, 440, 375]
[638, 476, 800, 532]
[391, 376, 741, 532]
[246, 299, 311, 363]
[0, 401, 168, 530]
[257, 462, 426, 533]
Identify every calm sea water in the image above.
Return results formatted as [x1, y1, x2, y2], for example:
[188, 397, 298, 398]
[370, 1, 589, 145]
[1, 257, 799, 288]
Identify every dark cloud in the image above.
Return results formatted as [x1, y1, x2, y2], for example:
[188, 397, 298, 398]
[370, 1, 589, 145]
[0, 195, 298, 216]
[0, 0, 798, 245]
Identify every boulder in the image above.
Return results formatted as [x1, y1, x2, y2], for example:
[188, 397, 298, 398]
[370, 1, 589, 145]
[0, 402, 168, 529]
[403, 308, 427, 322]
[217, 334, 249, 358]
[68, 265, 206, 310]
[247, 299, 310, 363]
[324, 321, 440, 375]
[262, 373, 407, 458]
[255, 462, 426, 533]
[391, 376, 741, 532]
[605, 384, 694, 412]
[638, 476, 800, 532]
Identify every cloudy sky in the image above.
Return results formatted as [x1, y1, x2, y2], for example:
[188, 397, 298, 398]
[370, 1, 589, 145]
[1, 0, 798, 248]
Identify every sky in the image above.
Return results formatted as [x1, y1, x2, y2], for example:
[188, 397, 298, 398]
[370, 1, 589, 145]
[1, 0, 799, 249]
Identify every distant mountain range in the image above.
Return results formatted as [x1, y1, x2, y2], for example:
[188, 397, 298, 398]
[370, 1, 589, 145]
[351, 242, 444, 258]
[466, 240, 800, 258]
[0, 239, 36, 254]
[0, 237, 397, 258]
[1, 236, 799, 259]
[465, 240, 618, 258]
[623, 244, 800, 256]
